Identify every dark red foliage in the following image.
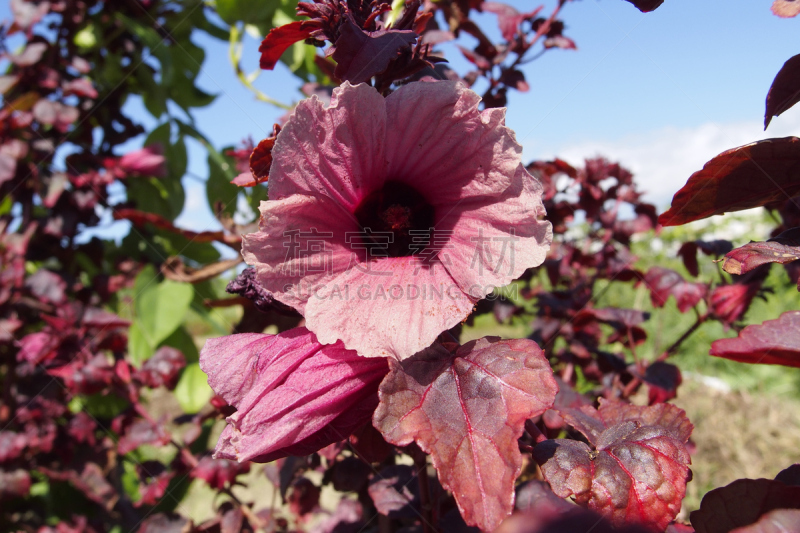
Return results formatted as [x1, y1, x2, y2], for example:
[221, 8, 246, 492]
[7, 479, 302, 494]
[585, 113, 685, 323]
[332, 18, 417, 83]
[482, 2, 543, 42]
[690, 478, 800, 533]
[659, 137, 800, 226]
[259, 21, 318, 70]
[709, 282, 761, 325]
[722, 227, 800, 275]
[367, 465, 421, 519]
[643, 267, 707, 313]
[640, 361, 683, 404]
[348, 422, 393, 464]
[374, 338, 558, 531]
[0, 469, 31, 499]
[115, 417, 171, 455]
[624, 0, 666, 13]
[134, 347, 186, 390]
[774, 464, 800, 486]
[678, 240, 733, 277]
[710, 311, 800, 367]
[765, 54, 800, 129]
[733, 510, 800, 533]
[535, 401, 692, 531]
[191, 456, 250, 490]
[287, 477, 321, 517]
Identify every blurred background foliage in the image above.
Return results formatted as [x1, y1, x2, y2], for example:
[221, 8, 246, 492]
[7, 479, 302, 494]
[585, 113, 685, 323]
[1, 0, 799, 531]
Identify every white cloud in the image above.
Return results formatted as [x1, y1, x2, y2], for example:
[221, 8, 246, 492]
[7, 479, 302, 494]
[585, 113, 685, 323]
[522, 107, 800, 209]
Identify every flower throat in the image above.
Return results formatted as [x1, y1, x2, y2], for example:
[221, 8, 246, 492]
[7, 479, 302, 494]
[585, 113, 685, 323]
[353, 180, 435, 258]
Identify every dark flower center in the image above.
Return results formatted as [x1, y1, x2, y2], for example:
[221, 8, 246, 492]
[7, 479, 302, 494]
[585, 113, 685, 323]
[353, 180, 435, 258]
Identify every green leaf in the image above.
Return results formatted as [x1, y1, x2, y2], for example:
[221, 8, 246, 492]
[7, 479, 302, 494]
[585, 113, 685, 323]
[128, 321, 154, 366]
[246, 184, 269, 218]
[216, 0, 278, 25]
[126, 176, 184, 220]
[153, 229, 221, 264]
[162, 326, 200, 363]
[174, 363, 213, 413]
[170, 77, 217, 111]
[121, 461, 141, 501]
[80, 393, 130, 419]
[136, 280, 194, 349]
[74, 24, 98, 48]
[137, 67, 168, 118]
[206, 150, 240, 217]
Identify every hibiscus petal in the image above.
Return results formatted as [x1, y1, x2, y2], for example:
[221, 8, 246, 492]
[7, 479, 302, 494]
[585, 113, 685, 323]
[199, 327, 388, 462]
[438, 165, 552, 297]
[269, 82, 388, 211]
[304, 257, 476, 359]
[384, 81, 521, 204]
[242, 194, 359, 313]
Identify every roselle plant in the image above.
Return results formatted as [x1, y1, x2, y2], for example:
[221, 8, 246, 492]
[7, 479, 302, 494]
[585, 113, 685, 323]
[2, 0, 800, 532]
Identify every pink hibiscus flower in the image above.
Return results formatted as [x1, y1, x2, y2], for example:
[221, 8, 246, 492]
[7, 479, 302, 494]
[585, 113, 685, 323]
[242, 80, 552, 359]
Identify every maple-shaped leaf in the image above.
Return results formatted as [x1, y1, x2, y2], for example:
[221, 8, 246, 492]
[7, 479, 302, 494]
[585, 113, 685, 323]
[722, 227, 800, 275]
[331, 18, 417, 83]
[659, 137, 800, 226]
[765, 54, 800, 129]
[535, 400, 692, 531]
[644, 266, 707, 313]
[624, 0, 665, 12]
[373, 337, 558, 532]
[690, 478, 800, 533]
[710, 311, 800, 368]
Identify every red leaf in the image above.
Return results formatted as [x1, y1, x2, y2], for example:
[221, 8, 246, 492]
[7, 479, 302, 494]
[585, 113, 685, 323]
[482, 2, 543, 42]
[709, 283, 760, 324]
[678, 240, 734, 277]
[0, 469, 31, 499]
[259, 21, 315, 70]
[248, 125, 280, 184]
[732, 510, 800, 533]
[624, 0, 665, 12]
[332, 19, 417, 83]
[538, 401, 692, 531]
[116, 418, 171, 455]
[690, 478, 800, 533]
[230, 172, 258, 187]
[367, 465, 420, 519]
[536, 406, 691, 531]
[544, 35, 577, 50]
[659, 137, 800, 227]
[775, 464, 800, 486]
[644, 266, 707, 312]
[772, 0, 800, 18]
[710, 310, 800, 368]
[135, 346, 186, 390]
[373, 337, 558, 532]
[765, 54, 800, 129]
[191, 456, 250, 490]
[596, 400, 693, 443]
[722, 227, 800, 275]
